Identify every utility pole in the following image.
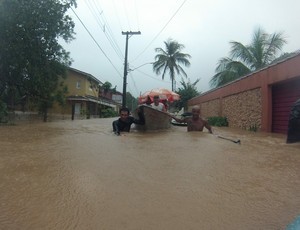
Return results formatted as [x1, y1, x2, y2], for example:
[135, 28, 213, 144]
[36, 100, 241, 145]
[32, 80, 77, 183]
[122, 31, 141, 108]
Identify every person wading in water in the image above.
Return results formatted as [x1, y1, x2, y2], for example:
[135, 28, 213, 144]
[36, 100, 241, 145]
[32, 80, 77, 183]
[172, 105, 213, 133]
[112, 107, 145, 135]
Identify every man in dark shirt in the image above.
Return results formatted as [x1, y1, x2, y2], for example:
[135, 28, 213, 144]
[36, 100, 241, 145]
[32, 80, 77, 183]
[112, 107, 145, 135]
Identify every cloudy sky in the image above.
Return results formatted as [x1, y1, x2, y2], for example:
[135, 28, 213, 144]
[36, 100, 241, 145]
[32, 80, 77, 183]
[62, 0, 300, 97]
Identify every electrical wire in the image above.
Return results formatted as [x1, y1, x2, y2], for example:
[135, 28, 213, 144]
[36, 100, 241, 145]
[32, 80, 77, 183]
[71, 0, 185, 96]
[134, 69, 172, 83]
[70, 7, 123, 79]
[85, 0, 124, 61]
[112, 0, 123, 32]
[134, 0, 140, 31]
[122, 0, 131, 31]
[130, 0, 188, 63]
[128, 72, 139, 96]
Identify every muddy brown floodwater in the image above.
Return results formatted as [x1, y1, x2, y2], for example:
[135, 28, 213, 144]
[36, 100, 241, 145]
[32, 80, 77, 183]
[0, 118, 299, 230]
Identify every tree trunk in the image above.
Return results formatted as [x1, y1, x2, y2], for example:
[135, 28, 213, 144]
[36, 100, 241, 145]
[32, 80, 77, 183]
[43, 107, 48, 122]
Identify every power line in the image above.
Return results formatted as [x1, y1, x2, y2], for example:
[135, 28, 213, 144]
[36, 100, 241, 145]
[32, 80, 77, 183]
[122, 0, 131, 31]
[85, 0, 124, 61]
[128, 72, 139, 96]
[134, 0, 140, 31]
[130, 0, 188, 63]
[86, 0, 105, 31]
[112, 0, 123, 32]
[99, 12, 124, 60]
[92, 0, 124, 60]
[70, 7, 123, 79]
[134, 69, 172, 83]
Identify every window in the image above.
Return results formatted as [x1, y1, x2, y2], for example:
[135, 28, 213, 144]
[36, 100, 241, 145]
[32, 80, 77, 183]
[76, 81, 81, 89]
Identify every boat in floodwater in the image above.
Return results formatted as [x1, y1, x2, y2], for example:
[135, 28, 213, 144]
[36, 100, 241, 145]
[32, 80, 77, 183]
[171, 111, 192, 127]
[134, 105, 172, 131]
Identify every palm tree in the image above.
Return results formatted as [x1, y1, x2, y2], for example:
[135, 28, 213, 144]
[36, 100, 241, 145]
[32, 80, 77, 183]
[153, 39, 191, 91]
[210, 27, 286, 88]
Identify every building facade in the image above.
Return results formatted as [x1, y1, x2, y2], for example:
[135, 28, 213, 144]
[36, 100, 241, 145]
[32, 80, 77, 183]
[50, 68, 122, 119]
[188, 52, 300, 134]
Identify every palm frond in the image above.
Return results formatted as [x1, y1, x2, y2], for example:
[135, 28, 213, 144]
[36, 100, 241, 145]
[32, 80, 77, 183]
[212, 58, 250, 88]
[211, 27, 287, 88]
[153, 39, 191, 89]
[176, 65, 188, 78]
[263, 31, 286, 64]
[175, 52, 191, 66]
[210, 70, 240, 88]
[230, 41, 254, 69]
[215, 57, 233, 72]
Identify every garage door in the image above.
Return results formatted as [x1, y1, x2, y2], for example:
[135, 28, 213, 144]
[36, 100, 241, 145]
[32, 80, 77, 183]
[272, 78, 300, 133]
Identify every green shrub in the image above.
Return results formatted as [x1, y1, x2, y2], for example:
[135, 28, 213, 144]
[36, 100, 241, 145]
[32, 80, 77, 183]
[207, 116, 228, 127]
[101, 108, 118, 118]
[249, 124, 258, 132]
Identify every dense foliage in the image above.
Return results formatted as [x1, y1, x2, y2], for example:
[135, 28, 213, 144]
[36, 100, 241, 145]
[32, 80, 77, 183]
[100, 108, 118, 118]
[0, 0, 76, 121]
[101, 81, 117, 94]
[174, 78, 200, 111]
[210, 27, 286, 88]
[207, 116, 228, 127]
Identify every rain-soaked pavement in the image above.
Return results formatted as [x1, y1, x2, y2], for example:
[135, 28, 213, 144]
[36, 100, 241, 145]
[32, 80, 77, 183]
[0, 118, 299, 230]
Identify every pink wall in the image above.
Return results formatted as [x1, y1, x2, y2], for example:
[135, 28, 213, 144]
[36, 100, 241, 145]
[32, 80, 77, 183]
[189, 53, 300, 132]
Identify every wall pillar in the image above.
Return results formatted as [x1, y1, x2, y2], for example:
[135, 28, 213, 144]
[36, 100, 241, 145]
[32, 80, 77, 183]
[261, 85, 272, 132]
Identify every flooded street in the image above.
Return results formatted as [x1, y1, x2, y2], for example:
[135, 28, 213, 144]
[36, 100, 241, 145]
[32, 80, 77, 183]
[0, 118, 299, 230]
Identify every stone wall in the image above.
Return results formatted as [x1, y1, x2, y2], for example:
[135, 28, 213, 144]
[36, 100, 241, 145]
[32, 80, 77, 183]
[198, 88, 262, 130]
[200, 98, 221, 119]
[223, 88, 262, 130]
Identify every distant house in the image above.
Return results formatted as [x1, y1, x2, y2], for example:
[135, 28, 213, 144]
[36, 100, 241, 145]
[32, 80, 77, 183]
[188, 51, 300, 134]
[50, 67, 122, 119]
[98, 86, 123, 104]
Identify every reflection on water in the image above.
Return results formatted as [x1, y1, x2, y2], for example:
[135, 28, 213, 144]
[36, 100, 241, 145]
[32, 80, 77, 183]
[0, 118, 300, 229]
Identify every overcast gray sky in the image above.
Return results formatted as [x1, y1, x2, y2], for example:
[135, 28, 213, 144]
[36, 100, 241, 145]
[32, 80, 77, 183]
[62, 0, 300, 97]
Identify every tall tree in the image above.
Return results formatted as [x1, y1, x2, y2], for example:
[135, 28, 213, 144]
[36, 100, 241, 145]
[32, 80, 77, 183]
[153, 39, 191, 91]
[174, 78, 200, 111]
[101, 81, 117, 95]
[210, 27, 286, 88]
[0, 0, 76, 121]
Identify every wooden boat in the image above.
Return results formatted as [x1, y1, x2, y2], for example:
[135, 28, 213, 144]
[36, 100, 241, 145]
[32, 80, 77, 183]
[170, 112, 191, 126]
[171, 119, 187, 126]
[133, 105, 172, 131]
